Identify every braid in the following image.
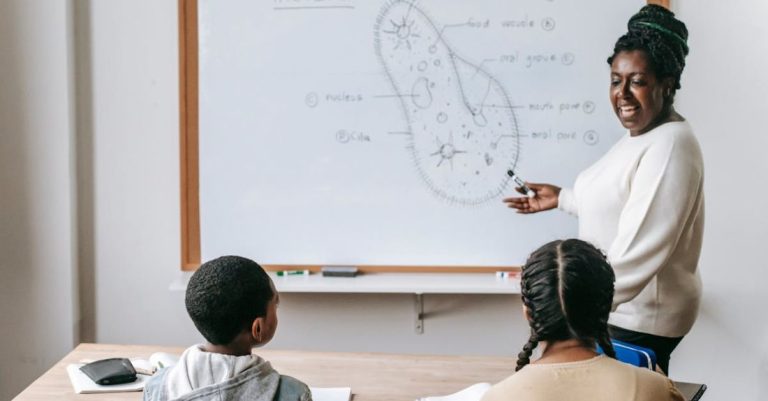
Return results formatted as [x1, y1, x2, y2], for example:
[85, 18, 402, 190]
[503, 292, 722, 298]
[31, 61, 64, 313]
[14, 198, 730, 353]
[594, 263, 617, 359]
[607, 4, 689, 91]
[596, 331, 616, 359]
[516, 239, 618, 371]
[558, 239, 617, 359]
[515, 332, 539, 371]
[515, 272, 542, 371]
[555, 242, 579, 340]
[515, 241, 574, 372]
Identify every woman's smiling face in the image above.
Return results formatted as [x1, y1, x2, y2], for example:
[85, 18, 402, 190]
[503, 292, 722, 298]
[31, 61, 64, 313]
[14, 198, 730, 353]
[610, 50, 672, 136]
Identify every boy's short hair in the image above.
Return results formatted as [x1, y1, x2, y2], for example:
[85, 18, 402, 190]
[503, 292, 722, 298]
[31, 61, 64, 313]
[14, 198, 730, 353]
[185, 255, 274, 345]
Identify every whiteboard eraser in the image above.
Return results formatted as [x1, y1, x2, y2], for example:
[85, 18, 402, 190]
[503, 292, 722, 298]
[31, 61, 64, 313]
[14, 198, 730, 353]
[321, 266, 359, 277]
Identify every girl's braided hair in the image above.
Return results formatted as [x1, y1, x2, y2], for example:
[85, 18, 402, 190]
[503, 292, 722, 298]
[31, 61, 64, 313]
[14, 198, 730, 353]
[516, 239, 616, 371]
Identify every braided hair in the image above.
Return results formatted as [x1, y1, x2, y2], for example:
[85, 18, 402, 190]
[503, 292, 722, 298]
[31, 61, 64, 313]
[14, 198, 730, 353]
[607, 5, 689, 93]
[516, 239, 616, 371]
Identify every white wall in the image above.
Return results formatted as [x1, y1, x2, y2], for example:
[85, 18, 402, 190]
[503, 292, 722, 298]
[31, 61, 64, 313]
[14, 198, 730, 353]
[2, 0, 766, 399]
[0, 1, 78, 399]
[74, 0, 189, 346]
[670, 2, 768, 399]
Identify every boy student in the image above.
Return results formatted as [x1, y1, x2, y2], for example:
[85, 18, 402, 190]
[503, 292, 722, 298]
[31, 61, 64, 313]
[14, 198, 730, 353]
[144, 256, 311, 401]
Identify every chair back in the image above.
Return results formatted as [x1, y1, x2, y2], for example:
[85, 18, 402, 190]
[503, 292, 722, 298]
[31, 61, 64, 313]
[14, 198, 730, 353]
[597, 339, 657, 370]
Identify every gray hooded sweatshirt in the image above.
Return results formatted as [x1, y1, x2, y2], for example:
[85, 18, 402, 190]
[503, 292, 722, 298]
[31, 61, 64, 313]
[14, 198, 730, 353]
[143, 345, 311, 401]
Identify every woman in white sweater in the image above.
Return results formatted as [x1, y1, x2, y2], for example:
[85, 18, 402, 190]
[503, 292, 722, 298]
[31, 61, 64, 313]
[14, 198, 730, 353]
[504, 5, 703, 374]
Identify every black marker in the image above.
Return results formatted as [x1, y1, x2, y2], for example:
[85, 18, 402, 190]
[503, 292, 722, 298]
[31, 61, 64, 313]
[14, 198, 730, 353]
[507, 169, 536, 198]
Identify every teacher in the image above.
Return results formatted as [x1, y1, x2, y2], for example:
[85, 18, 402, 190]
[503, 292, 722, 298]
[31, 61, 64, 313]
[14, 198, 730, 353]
[504, 5, 702, 374]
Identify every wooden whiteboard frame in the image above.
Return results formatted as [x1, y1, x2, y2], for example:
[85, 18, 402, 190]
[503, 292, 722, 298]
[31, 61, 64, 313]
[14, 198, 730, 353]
[178, 0, 669, 271]
[179, 0, 200, 271]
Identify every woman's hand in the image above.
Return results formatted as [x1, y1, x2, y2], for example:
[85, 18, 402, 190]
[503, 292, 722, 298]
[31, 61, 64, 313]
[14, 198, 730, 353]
[503, 183, 561, 214]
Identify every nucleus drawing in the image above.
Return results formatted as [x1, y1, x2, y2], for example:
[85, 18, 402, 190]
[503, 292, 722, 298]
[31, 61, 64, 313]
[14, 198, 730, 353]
[374, 0, 520, 205]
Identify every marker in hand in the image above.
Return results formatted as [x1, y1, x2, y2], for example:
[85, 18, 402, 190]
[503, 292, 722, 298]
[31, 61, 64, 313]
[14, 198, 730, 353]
[507, 169, 536, 198]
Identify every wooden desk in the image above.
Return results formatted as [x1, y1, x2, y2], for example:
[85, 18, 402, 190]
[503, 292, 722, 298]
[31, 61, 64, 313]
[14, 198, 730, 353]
[14, 343, 705, 401]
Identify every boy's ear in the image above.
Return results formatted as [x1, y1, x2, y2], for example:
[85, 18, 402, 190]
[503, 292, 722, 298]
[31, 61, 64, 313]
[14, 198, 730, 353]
[251, 317, 266, 344]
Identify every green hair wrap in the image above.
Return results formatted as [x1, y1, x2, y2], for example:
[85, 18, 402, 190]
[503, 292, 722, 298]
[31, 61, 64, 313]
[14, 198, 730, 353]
[633, 21, 688, 48]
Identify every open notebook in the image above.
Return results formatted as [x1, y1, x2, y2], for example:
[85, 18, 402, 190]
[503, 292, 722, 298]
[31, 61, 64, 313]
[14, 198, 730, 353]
[65, 353, 177, 394]
[312, 387, 352, 401]
[66, 363, 148, 394]
[417, 383, 491, 401]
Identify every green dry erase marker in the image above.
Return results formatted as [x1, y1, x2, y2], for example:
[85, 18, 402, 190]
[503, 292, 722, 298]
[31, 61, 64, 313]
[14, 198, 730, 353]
[276, 269, 310, 277]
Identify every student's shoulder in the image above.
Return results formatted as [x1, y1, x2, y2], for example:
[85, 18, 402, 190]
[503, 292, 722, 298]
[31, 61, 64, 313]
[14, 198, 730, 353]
[481, 367, 544, 401]
[602, 359, 684, 401]
[635, 371, 685, 401]
[275, 374, 312, 401]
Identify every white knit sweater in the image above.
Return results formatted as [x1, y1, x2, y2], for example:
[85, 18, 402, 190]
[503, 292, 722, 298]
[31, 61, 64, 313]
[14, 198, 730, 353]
[558, 121, 704, 338]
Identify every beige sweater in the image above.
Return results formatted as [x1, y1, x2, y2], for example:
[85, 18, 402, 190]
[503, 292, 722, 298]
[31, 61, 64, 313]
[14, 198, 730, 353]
[481, 356, 684, 401]
[558, 121, 704, 337]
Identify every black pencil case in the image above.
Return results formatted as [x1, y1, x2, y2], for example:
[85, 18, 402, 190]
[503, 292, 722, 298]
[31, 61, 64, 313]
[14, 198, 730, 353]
[79, 358, 137, 385]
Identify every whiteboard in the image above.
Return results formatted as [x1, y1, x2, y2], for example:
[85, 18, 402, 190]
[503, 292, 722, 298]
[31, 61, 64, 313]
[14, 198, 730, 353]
[197, 0, 643, 267]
